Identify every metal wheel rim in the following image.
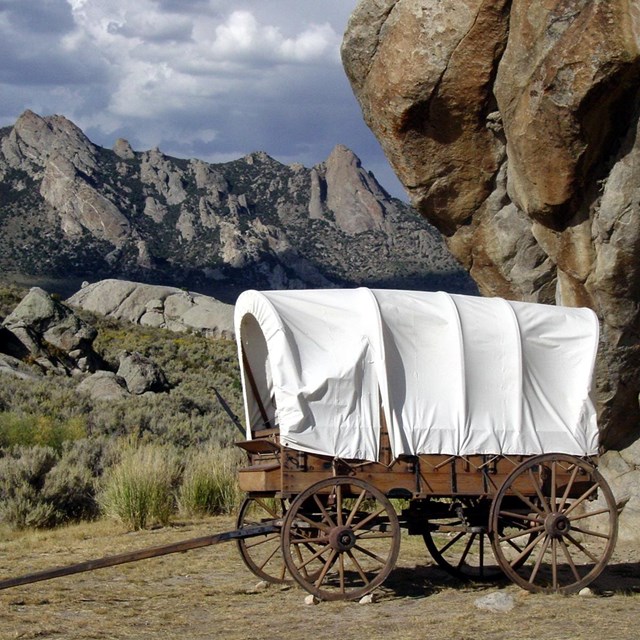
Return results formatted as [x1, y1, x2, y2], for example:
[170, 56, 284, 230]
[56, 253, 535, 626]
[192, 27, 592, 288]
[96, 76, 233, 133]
[490, 454, 618, 594]
[281, 477, 401, 601]
[236, 496, 290, 584]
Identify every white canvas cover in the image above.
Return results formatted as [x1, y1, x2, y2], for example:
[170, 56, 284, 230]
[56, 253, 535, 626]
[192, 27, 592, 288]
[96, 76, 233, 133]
[234, 289, 600, 461]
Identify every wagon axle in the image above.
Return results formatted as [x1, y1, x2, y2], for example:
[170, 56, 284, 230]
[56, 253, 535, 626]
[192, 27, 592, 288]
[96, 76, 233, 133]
[545, 513, 571, 538]
[329, 527, 357, 552]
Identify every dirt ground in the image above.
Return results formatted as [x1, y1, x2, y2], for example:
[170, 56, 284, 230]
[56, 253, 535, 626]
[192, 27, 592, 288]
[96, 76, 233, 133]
[0, 516, 639, 640]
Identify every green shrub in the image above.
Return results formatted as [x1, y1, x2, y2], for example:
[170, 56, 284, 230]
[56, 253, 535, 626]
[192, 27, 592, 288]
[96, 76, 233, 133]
[0, 283, 26, 319]
[42, 457, 98, 523]
[0, 446, 58, 528]
[0, 444, 100, 529]
[99, 442, 182, 530]
[0, 412, 87, 451]
[178, 445, 242, 516]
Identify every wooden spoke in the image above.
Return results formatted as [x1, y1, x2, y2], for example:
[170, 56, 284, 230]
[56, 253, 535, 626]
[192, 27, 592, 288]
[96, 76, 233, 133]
[564, 533, 600, 564]
[423, 498, 504, 581]
[257, 543, 281, 572]
[312, 494, 336, 529]
[490, 454, 618, 594]
[507, 531, 546, 568]
[294, 511, 332, 533]
[352, 544, 387, 566]
[498, 510, 545, 525]
[563, 483, 599, 517]
[281, 477, 400, 601]
[253, 497, 280, 520]
[558, 464, 580, 512]
[528, 535, 551, 584]
[568, 507, 612, 522]
[498, 523, 545, 543]
[297, 543, 332, 573]
[243, 533, 280, 549]
[345, 488, 368, 527]
[294, 541, 323, 580]
[290, 536, 328, 545]
[336, 484, 344, 527]
[438, 531, 467, 555]
[559, 538, 581, 583]
[351, 506, 387, 532]
[528, 468, 551, 515]
[236, 496, 289, 584]
[505, 537, 529, 554]
[346, 550, 370, 585]
[551, 537, 558, 590]
[354, 531, 396, 540]
[457, 533, 476, 569]
[314, 549, 338, 588]
[510, 486, 546, 517]
[569, 525, 611, 540]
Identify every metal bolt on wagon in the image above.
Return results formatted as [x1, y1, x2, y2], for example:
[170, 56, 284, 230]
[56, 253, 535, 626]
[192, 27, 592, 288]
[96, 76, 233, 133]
[0, 288, 618, 601]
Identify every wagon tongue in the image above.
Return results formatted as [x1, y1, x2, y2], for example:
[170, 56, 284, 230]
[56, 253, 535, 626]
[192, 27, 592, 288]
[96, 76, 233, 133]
[0, 522, 279, 591]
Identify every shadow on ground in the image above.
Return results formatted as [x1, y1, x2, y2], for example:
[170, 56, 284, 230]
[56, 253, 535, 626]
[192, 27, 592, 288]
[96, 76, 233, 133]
[380, 559, 640, 599]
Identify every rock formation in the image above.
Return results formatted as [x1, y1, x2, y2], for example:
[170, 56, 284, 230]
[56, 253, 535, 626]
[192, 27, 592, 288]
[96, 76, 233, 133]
[116, 351, 170, 395]
[1, 286, 172, 400]
[67, 279, 235, 339]
[1, 287, 102, 374]
[76, 370, 130, 401]
[0, 110, 473, 296]
[342, 0, 640, 450]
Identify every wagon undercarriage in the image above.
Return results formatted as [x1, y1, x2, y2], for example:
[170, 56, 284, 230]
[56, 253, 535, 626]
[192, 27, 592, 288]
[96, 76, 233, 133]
[235, 440, 618, 599]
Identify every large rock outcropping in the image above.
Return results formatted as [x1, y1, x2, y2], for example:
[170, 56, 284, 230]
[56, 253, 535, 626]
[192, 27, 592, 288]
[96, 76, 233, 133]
[342, 0, 640, 451]
[67, 280, 235, 339]
[1, 287, 102, 374]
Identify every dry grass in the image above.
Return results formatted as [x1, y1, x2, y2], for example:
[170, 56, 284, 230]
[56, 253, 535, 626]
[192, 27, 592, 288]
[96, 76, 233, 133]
[0, 517, 639, 640]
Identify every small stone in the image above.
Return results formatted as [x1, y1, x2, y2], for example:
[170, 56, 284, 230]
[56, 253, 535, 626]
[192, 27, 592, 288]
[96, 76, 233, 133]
[254, 580, 269, 591]
[579, 587, 594, 597]
[474, 592, 516, 612]
[359, 593, 375, 604]
[304, 594, 319, 605]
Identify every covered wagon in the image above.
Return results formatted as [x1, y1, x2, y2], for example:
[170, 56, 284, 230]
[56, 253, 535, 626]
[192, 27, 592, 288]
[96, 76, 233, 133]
[234, 288, 617, 600]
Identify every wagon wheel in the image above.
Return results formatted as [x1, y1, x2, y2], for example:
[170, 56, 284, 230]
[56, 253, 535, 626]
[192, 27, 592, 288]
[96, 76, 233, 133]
[281, 477, 401, 601]
[236, 496, 290, 583]
[490, 454, 618, 594]
[423, 498, 503, 581]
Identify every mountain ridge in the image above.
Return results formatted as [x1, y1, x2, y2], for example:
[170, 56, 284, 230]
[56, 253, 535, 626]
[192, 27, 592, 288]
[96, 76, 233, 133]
[0, 110, 474, 302]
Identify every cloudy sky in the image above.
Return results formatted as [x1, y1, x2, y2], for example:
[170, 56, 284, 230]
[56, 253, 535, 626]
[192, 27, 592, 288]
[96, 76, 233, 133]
[0, 0, 406, 198]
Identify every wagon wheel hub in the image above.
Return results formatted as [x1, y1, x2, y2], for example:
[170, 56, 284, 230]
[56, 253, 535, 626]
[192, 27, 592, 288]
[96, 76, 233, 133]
[544, 512, 571, 539]
[329, 526, 357, 552]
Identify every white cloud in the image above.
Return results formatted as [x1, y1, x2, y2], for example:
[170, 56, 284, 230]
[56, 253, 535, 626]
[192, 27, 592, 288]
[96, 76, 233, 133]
[59, 2, 343, 123]
[1, 1, 406, 198]
[280, 23, 339, 62]
[212, 11, 267, 54]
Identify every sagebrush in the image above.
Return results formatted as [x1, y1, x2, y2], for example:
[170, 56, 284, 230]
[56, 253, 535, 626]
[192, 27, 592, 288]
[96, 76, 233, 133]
[0, 292, 246, 530]
[99, 441, 182, 530]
